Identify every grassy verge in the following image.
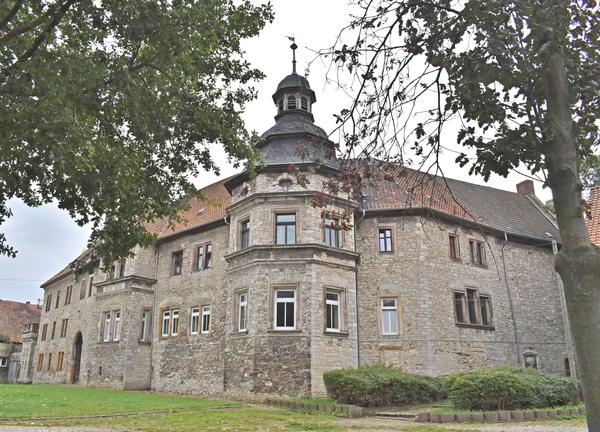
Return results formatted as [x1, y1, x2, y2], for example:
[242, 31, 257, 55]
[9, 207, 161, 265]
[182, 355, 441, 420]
[429, 402, 585, 414]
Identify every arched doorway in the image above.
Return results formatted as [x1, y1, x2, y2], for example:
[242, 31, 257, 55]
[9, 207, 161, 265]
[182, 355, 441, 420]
[71, 332, 82, 384]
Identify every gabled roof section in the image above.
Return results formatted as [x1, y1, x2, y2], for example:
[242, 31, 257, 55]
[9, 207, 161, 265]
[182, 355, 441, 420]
[0, 300, 41, 342]
[587, 186, 600, 246]
[41, 248, 93, 288]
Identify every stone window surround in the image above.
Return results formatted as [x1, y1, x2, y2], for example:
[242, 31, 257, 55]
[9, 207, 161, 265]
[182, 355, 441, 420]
[201, 305, 211, 334]
[100, 309, 122, 343]
[159, 307, 180, 338]
[448, 233, 461, 261]
[523, 348, 540, 369]
[47, 352, 52, 371]
[233, 288, 249, 334]
[468, 238, 487, 267]
[140, 308, 151, 343]
[271, 206, 302, 245]
[237, 213, 251, 251]
[188, 304, 211, 335]
[377, 225, 395, 253]
[192, 242, 213, 272]
[322, 212, 345, 248]
[56, 351, 64, 371]
[377, 291, 402, 336]
[453, 287, 495, 330]
[172, 250, 184, 276]
[268, 283, 302, 332]
[323, 286, 349, 335]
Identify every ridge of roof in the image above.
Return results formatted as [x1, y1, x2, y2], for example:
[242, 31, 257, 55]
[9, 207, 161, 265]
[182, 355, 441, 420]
[0, 300, 41, 342]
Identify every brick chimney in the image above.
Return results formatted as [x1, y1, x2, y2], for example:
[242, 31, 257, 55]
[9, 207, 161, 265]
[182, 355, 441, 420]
[516, 180, 535, 196]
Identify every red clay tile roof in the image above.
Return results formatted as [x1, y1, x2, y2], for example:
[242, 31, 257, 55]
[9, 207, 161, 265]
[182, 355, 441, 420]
[0, 300, 41, 342]
[587, 186, 600, 246]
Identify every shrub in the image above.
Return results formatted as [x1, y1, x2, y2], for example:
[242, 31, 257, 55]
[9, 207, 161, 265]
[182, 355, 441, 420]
[323, 366, 444, 407]
[445, 367, 582, 410]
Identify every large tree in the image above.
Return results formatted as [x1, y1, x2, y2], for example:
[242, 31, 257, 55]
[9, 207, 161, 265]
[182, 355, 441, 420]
[0, 0, 272, 264]
[326, 0, 599, 427]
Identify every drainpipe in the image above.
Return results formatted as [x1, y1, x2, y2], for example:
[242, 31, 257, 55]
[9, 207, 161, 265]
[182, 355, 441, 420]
[501, 232, 522, 366]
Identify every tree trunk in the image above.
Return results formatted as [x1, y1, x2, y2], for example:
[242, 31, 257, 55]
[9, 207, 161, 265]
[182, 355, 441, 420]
[542, 43, 600, 431]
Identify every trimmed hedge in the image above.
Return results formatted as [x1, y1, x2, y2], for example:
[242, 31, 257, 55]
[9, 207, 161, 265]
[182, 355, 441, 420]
[323, 366, 444, 407]
[445, 367, 582, 410]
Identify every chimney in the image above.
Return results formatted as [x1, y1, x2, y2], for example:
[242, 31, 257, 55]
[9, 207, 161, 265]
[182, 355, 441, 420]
[516, 180, 535, 196]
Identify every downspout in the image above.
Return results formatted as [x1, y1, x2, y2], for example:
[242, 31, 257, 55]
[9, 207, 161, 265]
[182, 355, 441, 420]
[501, 232, 522, 366]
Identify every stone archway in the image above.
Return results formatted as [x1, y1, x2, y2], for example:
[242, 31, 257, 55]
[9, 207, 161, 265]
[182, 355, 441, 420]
[70, 332, 83, 384]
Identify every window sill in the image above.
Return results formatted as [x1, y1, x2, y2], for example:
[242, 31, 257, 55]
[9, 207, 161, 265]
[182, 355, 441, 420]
[456, 322, 495, 331]
[138, 340, 151, 345]
[230, 330, 249, 337]
[450, 257, 462, 263]
[267, 328, 302, 334]
[98, 341, 120, 345]
[470, 263, 488, 269]
[324, 330, 349, 337]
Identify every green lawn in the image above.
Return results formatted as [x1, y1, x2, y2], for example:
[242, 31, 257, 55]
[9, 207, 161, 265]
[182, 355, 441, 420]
[0, 384, 235, 419]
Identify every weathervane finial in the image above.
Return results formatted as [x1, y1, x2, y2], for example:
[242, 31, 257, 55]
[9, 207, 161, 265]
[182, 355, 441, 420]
[286, 35, 297, 74]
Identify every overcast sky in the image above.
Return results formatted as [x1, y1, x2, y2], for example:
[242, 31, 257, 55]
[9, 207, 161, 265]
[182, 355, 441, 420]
[0, 0, 553, 303]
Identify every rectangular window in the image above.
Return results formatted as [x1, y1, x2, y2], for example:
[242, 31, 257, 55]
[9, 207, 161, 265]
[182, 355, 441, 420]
[57, 352, 64, 371]
[469, 239, 486, 266]
[141, 310, 150, 341]
[275, 213, 296, 245]
[103, 312, 111, 342]
[41, 324, 48, 341]
[454, 288, 493, 327]
[274, 289, 296, 330]
[37, 354, 43, 371]
[118, 260, 126, 278]
[172, 251, 183, 276]
[240, 220, 250, 249]
[204, 243, 213, 269]
[161, 310, 170, 337]
[65, 286, 72, 305]
[238, 293, 248, 332]
[324, 218, 340, 248]
[171, 309, 179, 336]
[202, 306, 211, 334]
[194, 245, 204, 271]
[190, 307, 200, 335]
[51, 321, 56, 339]
[79, 279, 86, 300]
[55, 291, 61, 308]
[379, 228, 393, 252]
[60, 319, 68, 338]
[88, 277, 94, 297]
[325, 291, 340, 332]
[113, 311, 121, 341]
[47, 352, 52, 370]
[381, 298, 399, 335]
[449, 234, 460, 260]
[0, 357, 7, 367]
[45, 294, 52, 312]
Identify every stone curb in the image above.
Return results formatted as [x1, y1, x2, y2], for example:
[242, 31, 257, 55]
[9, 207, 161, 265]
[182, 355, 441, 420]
[264, 398, 363, 417]
[0, 405, 241, 423]
[415, 406, 585, 423]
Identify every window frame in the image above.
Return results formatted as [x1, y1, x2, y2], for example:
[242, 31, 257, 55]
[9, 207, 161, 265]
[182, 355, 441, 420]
[51, 321, 56, 339]
[324, 217, 341, 248]
[449, 234, 460, 260]
[57, 352, 64, 371]
[275, 212, 297, 245]
[0, 357, 7, 368]
[55, 291, 61, 309]
[60, 318, 68, 338]
[190, 307, 200, 335]
[238, 292, 248, 332]
[273, 288, 297, 331]
[240, 219, 250, 249]
[41, 323, 48, 341]
[172, 251, 183, 276]
[325, 290, 341, 332]
[201, 306, 211, 334]
[140, 309, 150, 342]
[171, 309, 179, 336]
[88, 277, 94, 297]
[378, 228, 394, 253]
[37, 353, 43, 371]
[45, 294, 52, 312]
[161, 310, 170, 337]
[47, 352, 52, 371]
[469, 239, 487, 266]
[453, 287, 494, 329]
[113, 311, 121, 341]
[103, 312, 111, 342]
[381, 297, 399, 336]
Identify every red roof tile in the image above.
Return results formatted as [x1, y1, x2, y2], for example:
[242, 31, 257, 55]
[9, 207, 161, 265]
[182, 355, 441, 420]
[587, 186, 600, 246]
[0, 300, 41, 342]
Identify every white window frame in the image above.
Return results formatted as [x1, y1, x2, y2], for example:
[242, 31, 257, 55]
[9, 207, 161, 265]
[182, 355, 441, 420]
[141, 310, 149, 341]
[171, 309, 179, 336]
[325, 291, 341, 332]
[190, 307, 200, 335]
[238, 293, 248, 332]
[161, 310, 170, 337]
[113, 311, 121, 341]
[202, 306, 211, 334]
[274, 289, 297, 330]
[103, 312, 111, 342]
[0, 357, 7, 367]
[381, 298, 399, 336]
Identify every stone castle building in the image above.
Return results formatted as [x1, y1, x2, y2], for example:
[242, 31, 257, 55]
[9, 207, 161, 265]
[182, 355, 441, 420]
[30, 56, 574, 396]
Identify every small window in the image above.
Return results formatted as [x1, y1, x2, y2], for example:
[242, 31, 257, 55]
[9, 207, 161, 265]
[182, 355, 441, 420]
[65, 286, 72, 305]
[103, 312, 111, 342]
[300, 96, 308, 111]
[88, 277, 94, 297]
[110, 263, 116, 279]
[449, 234, 460, 260]
[276, 213, 296, 245]
[37, 354, 43, 371]
[469, 239, 486, 266]
[118, 260, 126, 278]
[565, 358, 571, 377]
[172, 251, 183, 276]
[287, 95, 296, 110]
[0, 357, 7, 368]
[379, 228, 393, 252]
[194, 245, 204, 271]
[202, 306, 211, 334]
[45, 294, 52, 312]
[41, 324, 48, 341]
[325, 291, 340, 332]
[381, 298, 399, 335]
[190, 307, 200, 335]
[204, 244, 213, 269]
[278, 99, 284, 113]
[454, 288, 494, 328]
[79, 279, 87, 300]
[171, 310, 179, 336]
[113, 311, 121, 341]
[60, 319, 68, 338]
[57, 352, 64, 371]
[47, 352, 52, 370]
[240, 220, 250, 249]
[274, 289, 296, 330]
[454, 291, 465, 323]
[51, 321, 56, 339]
[161, 310, 170, 337]
[524, 352, 538, 369]
[238, 293, 248, 332]
[55, 291, 61, 308]
[324, 218, 340, 248]
[141, 310, 150, 341]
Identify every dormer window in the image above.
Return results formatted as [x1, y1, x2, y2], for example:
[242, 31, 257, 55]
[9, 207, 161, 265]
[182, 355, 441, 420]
[300, 96, 308, 111]
[278, 99, 283, 113]
[287, 95, 296, 110]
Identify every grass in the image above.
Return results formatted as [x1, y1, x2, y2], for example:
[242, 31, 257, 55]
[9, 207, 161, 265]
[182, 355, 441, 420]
[429, 401, 585, 414]
[0, 384, 236, 419]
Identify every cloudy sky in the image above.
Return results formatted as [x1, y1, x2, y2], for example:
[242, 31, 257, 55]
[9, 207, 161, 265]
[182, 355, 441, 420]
[0, 0, 552, 303]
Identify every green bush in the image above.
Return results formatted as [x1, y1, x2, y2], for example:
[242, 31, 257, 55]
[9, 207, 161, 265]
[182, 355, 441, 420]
[445, 367, 582, 410]
[323, 366, 444, 407]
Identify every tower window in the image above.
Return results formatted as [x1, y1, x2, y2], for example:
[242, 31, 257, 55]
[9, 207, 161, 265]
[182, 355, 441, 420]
[287, 95, 296, 110]
[278, 99, 284, 113]
[300, 96, 308, 111]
